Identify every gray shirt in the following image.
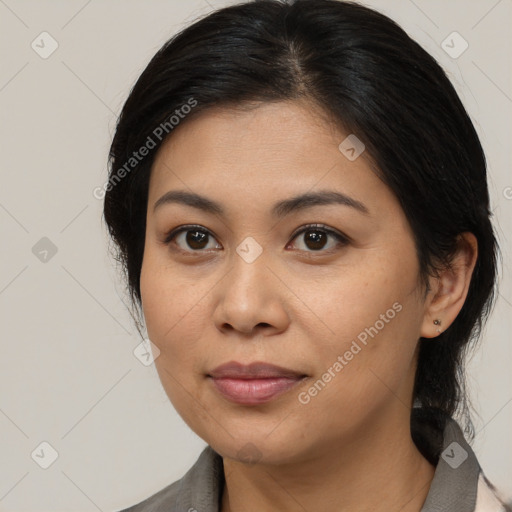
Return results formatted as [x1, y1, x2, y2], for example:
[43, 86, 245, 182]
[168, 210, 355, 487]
[118, 413, 510, 512]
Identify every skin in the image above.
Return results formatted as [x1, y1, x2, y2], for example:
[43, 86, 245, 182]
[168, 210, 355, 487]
[139, 99, 478, 512]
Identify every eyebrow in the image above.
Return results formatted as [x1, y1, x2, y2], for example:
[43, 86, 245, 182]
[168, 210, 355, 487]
[153, 189, 370, 217]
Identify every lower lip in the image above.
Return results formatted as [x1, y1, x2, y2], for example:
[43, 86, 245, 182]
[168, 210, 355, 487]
[209, 376, 304, 405]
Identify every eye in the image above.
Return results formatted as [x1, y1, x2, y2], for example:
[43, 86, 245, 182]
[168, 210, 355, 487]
[286, 224, 349, 254]
[163, 223, 349, 255]
[163, 225, 220, 253]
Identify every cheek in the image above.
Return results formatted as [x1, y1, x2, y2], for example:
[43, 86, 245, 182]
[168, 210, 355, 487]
[301, 260, 416, 349]
[302, 254, 422, 399]
[140, 254, 212, 428]
[140, 250, 212, 367]
[295, 302, 421, 442]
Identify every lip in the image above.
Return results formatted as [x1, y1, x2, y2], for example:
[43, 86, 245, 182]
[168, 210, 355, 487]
[208, 361, 305, 379]
[207, 361, 307, 405]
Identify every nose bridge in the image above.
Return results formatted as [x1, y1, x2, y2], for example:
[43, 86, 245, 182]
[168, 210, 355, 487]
[227, 234, 270, 300]
[214, 234, 287, 334]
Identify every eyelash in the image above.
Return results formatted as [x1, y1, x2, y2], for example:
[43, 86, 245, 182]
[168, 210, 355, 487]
[162, 223, 349, 256]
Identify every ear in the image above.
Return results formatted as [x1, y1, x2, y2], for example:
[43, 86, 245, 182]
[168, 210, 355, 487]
[420, 232, 478, 339]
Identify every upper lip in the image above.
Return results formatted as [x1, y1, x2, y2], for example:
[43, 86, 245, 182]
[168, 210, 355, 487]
[208, 361, 306, 379]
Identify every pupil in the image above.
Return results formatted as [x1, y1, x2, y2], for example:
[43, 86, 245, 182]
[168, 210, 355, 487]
[306, 230, 326, 250]
[187, 230, 207, 249]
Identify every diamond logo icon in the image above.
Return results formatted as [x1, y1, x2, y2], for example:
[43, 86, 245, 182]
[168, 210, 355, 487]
[133, 338, 161, 366]
[31, 441, 59, 469]
[236, 442, 262, 465]
[338, 134, 365, 161]
[441, 441, 468, 469]
[441, 31, 468, 59]
[32, 237, 58, 263]
[31, 31, 59, 59]
[236, 236, 263, 263]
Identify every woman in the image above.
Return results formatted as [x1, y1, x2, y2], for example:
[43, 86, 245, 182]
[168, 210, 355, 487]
[105, 1, 511, 510]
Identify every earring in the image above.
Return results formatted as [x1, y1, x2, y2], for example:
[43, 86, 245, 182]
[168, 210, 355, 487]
[433, 319, 442, 334]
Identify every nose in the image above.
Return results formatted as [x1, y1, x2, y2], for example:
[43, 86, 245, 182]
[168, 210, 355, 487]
[212, 247, 290, 337]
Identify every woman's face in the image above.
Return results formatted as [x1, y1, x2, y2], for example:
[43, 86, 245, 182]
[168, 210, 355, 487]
[140, 100, 429, 464]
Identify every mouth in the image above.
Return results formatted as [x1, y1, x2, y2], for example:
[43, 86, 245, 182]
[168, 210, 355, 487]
[207, 361, 307, 405]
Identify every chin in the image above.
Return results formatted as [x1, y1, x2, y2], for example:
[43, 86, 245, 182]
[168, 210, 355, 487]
[202, 429, 310, 467]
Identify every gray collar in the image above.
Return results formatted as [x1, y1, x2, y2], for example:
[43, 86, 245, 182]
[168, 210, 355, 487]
[172, 443, 224, 511]
[420, 416, 480, 511]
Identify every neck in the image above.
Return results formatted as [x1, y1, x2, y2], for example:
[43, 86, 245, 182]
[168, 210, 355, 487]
[220, 405, 436, 512]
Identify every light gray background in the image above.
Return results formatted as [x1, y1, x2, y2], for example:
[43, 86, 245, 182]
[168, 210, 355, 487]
[0, 0, 510, 510]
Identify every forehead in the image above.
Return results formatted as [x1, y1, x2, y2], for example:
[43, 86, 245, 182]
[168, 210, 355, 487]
[148, 100, 391, 216]
[155, 100, 338, 161]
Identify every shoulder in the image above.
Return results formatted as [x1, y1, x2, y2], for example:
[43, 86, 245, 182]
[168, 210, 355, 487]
[114, 445, 224, 512]
[116, 478, 182, 512]
[475, 473, 512, 512]
[412, 408, 511, 512]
